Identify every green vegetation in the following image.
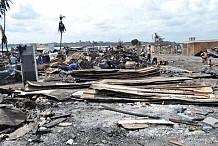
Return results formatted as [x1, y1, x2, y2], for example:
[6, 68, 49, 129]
[131, 39, 141, 46]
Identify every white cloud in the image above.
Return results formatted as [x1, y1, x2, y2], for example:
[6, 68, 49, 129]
[0, 0, 217, 44]
[11, 4, 39, 20]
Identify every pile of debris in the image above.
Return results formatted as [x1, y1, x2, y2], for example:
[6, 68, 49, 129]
[0, 56, 21, 85]
[69, 66, 160, 80]
[1, 72, 218, 143]
[1, 47, 218, 145]
[71, 76, 218, 105]
[43, 47, 157, 76]
[0, 87, 72, 142]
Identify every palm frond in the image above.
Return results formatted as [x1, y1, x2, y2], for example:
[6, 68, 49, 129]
[0, 0, 11, 11]
[6, 1, 10, 9]
[0, 0, 12, 18]
[59, 14, 66, 20]
[0, 10, 4, 14]
[58, 21, 66, 33]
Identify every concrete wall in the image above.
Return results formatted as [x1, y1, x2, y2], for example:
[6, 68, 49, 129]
[151, 45, 176, 54]
[194, 42, 218, 54]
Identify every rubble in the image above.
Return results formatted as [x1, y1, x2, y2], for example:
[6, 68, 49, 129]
[7, 123, 34, 140]
[0, 107, 26, 128]
[0, 64, 21, 85]
[203, 117, 218, 128]
[1, 48, 218, 146]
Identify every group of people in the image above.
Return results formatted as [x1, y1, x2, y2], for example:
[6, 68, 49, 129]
[141, 45, 158, 65]
[141, 46, 151, 61]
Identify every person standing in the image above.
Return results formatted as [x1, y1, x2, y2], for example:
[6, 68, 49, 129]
[204, 51, 208, 62]
[65, 47, 69, 56]
[147, 45, 151, 62]
[9, 54, 17, 64]
[208, 58, 212, 72]
[202, 50, 208, 63]
[200, 51, 204, 63]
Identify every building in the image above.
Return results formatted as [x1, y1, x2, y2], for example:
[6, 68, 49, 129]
[180, 39, 218, 55]
[148, 42, 179, 54]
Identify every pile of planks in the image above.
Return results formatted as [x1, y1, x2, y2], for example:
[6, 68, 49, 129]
[70, 66, 160, 80]
[75, 77, 218, 105]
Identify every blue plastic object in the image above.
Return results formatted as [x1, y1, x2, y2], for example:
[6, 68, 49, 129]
[58, 63, 78, 71]
[177, 113, 194, 120]
[67, 63, 77, 70]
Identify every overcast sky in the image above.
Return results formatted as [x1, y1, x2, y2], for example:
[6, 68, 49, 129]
[2, 0, 218, 44]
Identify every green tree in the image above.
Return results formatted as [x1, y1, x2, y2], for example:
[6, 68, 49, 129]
[131, 39, 141, 46]
[58, 14, 66, 50]
[0, 0, 11, 53]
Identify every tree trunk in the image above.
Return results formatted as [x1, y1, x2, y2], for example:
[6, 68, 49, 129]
[60, 32, 62, 50]
[1, 10, 7, 53]
[3, 10, 5, 32]
[3, 10, 7, 52]
[1, 40, 3, 54]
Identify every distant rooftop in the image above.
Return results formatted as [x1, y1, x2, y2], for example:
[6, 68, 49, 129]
[182, 39, 218, 43]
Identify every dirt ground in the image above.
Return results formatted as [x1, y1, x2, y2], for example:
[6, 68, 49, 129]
[1, 54, 218, 146]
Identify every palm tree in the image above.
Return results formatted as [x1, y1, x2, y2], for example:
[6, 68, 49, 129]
[0, 0, 11, 53]
[58, 14, 66, 50]
[0, 24, 7, 54]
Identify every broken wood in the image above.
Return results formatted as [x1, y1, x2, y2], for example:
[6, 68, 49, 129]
[50, 113, 71, 120]
[102, 105, 201, 126]
[43, 118, 67, 128]
[91, 84, 216, 102]
[70, 66, 160, 79]
[98, 77, 193, 85]
[118, 119, 174, 125]
[119, 123, 149, 130]
[102, 105, 160, 119]
[16, 90, 56, 96]
[16, 89, 72, 101]
[168, 140, 189, 146]
[79, 89, 218, 105]
[25, 81, 91, 91]
[92, 84, 213, 97]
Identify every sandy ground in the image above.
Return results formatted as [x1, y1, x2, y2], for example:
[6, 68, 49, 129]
[1, 54, 218, 146]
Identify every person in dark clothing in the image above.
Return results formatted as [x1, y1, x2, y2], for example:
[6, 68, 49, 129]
[65, 47, 69, 56]
[17, 45, 26, 62]
[152, 57, 157, 65]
